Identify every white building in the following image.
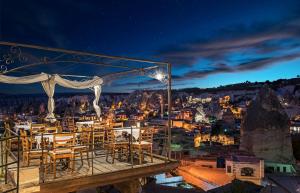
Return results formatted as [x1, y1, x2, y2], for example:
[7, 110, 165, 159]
[226, 155, 264, 185]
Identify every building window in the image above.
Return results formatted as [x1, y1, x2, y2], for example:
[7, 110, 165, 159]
[265, 166, 274, 173]
[276, 166, 280, 172]
[227, 166, 232, 173]
[241, 167, 254, 176]
[283, 166, 286, 173]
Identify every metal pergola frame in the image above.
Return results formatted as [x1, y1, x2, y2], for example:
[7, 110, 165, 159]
[0, 41, 172, 159]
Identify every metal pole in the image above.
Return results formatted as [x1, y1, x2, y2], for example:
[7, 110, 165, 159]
[167, 63, 172, 160]
[1, 139, 3, 176]
[91, 129, 94, 175]
[4, 134, 8, 184]
[41, 133, 44, 183]
[16, 135, 20, 193]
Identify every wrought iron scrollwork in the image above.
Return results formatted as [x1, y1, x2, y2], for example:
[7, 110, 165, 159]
[0, 46, 28, 73]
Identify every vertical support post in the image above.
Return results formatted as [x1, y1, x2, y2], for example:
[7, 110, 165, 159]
[1, 139, 3, 176]
[5, 133, 8, 184]
[167, 63, 172, 160]
[130, 126, 133, 168]
[17, 135, 20, 193]
[91, 128, 94, 175]
[41, 133, 44, 183]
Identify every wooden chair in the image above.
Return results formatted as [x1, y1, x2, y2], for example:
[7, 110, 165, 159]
[66, 118, 76, 133]
[30, 124, 45, 149]
[92, 121, 106, 148]
[132, 127, 154, 164]
[44, 126, 57, 133]
[105, 128, 129, 164]
[111, 122, 124, 128]
[72, 126, 90, 168]
[30, 124, 45, 135]
[20, 129, 43, 166]
[47, 133, 74, 178]
[4, 122, 12, 149]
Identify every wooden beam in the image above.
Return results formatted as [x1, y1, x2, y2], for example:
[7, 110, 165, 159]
[32, 161, 178, 193]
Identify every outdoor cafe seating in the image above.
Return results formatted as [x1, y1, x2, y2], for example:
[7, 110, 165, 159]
[4, 118, 155, 179]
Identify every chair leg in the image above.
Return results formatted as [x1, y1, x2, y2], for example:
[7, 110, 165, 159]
[44, 155, 48, 174]
[86, 151, 90, 167]
[27, 154, 30, 166]
[22, 153, 27, 166]
[53, 158, 56, 178]
[112, 148, 115, 164]
[139, 147, 142, 165]
[150, 146, 153, 163]
[72, 154, 75, 171]
[80, 151, 83, 165]
[106, 148, 109, 162]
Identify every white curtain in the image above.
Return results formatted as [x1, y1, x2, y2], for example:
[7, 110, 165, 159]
[41, 76, 56, 122]
[0, 73, 104, 121]
[0, 73, 49, 84]
[54, 75, 103, 89]
[93, 85, 102, 118]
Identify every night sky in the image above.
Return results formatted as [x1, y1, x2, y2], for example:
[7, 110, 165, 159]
[0, 0, 300, 93]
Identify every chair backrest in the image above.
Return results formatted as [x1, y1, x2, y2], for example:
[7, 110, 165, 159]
[93, 122, 106, 136]
[30, 124, 45, 135]
[111, 122, 123, 128]
[20, 129, 30, 151]
[67, 118, 76, 132]
[53, 133, 75, 149]
[45, 126, 57, 133]
[80, 126, 91, 145]
[106, 128, 116, 144]
[4, 122, 11, 137]
[139, 127, 153, 143]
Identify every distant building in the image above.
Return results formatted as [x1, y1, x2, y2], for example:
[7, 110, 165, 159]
[172, 120, 193, 131]
[194, 134, 234, 147]
[290, 120, 300, 134]
[225, 155, 264, 185]
[175, 109, 193, 121]
[264, 161, 296, 174]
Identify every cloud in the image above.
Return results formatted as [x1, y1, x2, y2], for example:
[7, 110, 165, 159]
[174, 52, 300, 81]
[156, 16, 300, 82]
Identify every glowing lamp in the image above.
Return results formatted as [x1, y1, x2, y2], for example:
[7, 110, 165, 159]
[155, 72, 164, 81]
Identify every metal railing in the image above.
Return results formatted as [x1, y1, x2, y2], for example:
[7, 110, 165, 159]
[0, 128, 20, 193]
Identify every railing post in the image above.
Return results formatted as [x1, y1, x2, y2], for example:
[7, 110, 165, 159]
[4, 132, 8, 184]
[17, 134, 20, 193]
[167, 63, 172, 160]
[41, 132, 44, 183]
[130, 126, 133, 168]
[91, 128, 94, 175]
[1, 139, 3, 177]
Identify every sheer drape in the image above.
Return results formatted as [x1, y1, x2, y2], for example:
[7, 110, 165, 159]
[93, 85, 101, 118]
[0, 73, 49, 84]
[0, 73, 103, 121]
[41, 76, 56, 122]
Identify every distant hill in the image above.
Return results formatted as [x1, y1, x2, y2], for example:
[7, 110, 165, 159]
[175, 77, 300, 94]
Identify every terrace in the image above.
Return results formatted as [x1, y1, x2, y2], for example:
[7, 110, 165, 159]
[0, 42, 178, 193]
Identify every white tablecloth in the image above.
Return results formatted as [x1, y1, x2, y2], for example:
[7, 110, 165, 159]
[114, 127, 140, 139]
[14, 124, 31, 133]
[35, 134, 73, 149]
[76, 121, 94, 130]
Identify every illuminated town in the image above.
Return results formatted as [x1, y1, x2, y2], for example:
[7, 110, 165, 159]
[0, 1, 300, 193]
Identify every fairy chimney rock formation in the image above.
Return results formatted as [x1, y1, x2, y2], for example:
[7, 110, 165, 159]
[240, 86, 294, 164]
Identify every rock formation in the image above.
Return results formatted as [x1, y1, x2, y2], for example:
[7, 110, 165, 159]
[240, 86, 294, 164]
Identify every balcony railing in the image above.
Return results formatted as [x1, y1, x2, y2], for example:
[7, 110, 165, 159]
[0, 127, 20, 193]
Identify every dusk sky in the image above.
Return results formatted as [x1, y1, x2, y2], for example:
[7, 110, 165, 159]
[1, 0, 300, 93]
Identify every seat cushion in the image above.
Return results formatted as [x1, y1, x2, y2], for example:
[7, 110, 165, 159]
[49, 149, 72, 155]
[132, 141, 152, 145]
